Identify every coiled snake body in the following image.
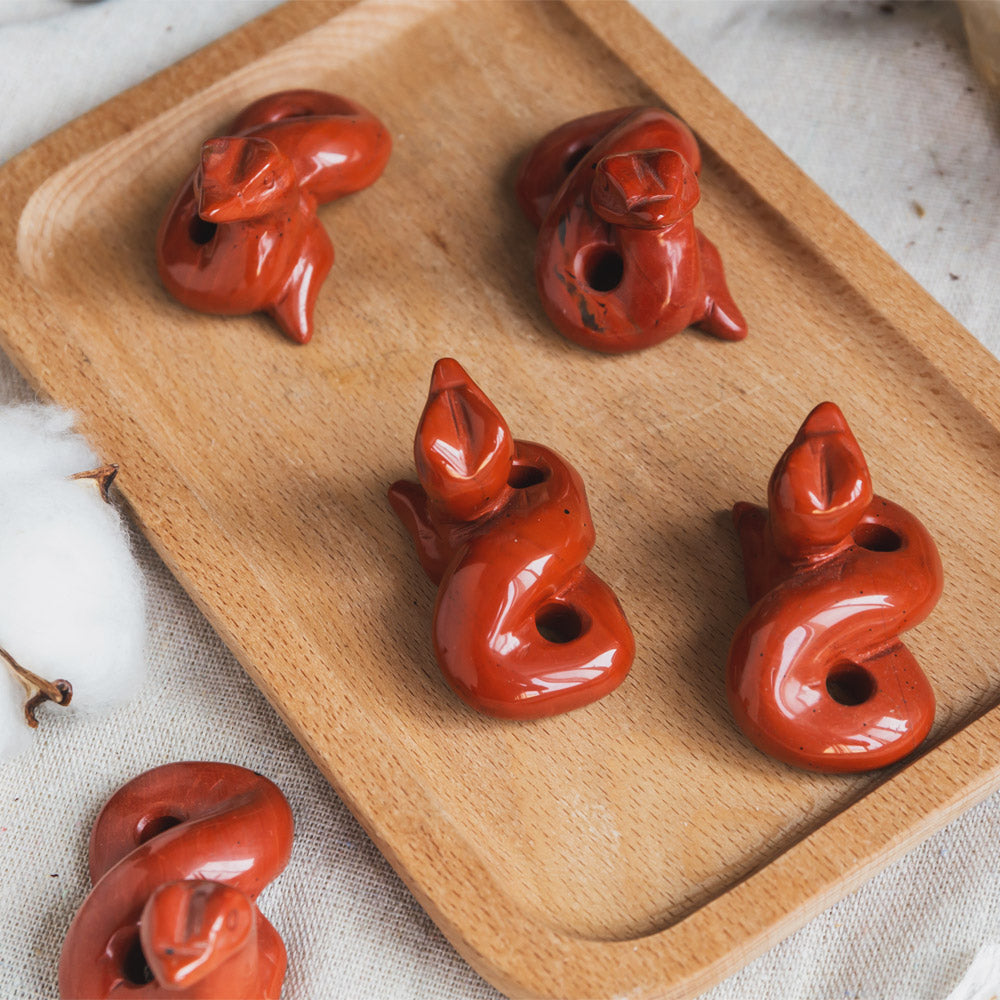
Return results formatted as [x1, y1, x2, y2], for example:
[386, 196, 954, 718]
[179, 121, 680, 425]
[726, 403, 943, 772]
[389, 359, 634, 717]
[59, 761, 293, 999]
[516, 106, 747, 352]
[157, 89, 391, 343]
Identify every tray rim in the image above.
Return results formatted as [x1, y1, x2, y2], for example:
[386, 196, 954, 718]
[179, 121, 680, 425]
[3, 2, 1000, 998]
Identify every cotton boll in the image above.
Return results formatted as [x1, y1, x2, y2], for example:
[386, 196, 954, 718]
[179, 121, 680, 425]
[0, 405, 99, 480]
[0, 480, 146, 711]
[0, 405, 146, 761]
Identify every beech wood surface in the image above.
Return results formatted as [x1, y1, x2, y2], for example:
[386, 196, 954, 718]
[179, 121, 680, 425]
[2, 2, 1000, 997]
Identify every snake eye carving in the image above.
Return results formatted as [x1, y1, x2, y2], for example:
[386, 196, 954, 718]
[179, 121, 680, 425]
[727, 402, 943, 773]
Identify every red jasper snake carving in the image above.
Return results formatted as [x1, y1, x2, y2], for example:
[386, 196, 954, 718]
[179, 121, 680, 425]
[726, 403, 943, 772]
[59, 762, 293, 999]
[388, 358, 634, 718]
[157, 89, 391, 344]
[516, 106, 747, 352]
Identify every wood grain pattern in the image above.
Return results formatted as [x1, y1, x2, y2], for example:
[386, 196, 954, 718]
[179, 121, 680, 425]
[2, 2, 1000, 997]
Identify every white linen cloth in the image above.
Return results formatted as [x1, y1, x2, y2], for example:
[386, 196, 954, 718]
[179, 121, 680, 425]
[0, 2, 998, 998]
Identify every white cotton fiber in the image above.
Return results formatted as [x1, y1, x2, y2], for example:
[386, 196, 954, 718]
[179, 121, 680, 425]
[0, 405, 146, 760]
[944, 943, 1000, 1000]
[0, 406, 99, 480]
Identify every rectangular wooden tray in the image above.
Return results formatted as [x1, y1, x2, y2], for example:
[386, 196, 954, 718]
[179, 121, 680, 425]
[4, 2, 1000, 996]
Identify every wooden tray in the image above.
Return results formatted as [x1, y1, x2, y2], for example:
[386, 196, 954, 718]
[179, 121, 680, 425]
[3, 2, 1000, 996]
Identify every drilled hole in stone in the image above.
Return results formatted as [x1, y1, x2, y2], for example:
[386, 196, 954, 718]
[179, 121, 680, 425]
[122, 935, 155, 986]
[188, 215, 217, 245]
[826, 663, 877, 706]
[582, 245, 624, 292]
[853, 522, 902, 552]
[136, 814, 182, 845]
[536, 604, 584, 644]
[508, 464, 547, 489]
[563, 144, 592, 173]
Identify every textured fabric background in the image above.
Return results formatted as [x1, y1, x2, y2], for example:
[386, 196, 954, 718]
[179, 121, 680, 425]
[0, 2, 997, 998]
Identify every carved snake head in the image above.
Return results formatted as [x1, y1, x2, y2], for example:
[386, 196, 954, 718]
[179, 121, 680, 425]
[194, 136, 297, 223]
[768, 402, 873, 560]
[415, 358, 515, 523]
[139, 879, 256, 990]
[591, 149, 700, 229]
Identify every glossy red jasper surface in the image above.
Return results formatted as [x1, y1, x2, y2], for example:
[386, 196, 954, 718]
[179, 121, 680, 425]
[157, 89, 391, 344]
[727, 403, 943, 773]
[388, 358, 634, 718]
[59, 762, 294, 999]
[515, 106, 747, 353]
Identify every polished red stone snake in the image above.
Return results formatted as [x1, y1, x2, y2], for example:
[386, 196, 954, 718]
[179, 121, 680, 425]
[157, 89, 391, 343]
[726, 403, 943, 772]
[59, 762, 293, 999]
[389, 359, 634, 718]
[516, 106, 747, 352]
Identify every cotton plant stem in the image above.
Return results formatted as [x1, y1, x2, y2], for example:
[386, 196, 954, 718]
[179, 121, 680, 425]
[0, 645, 72, 727]
[70, 464, 118, 503]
